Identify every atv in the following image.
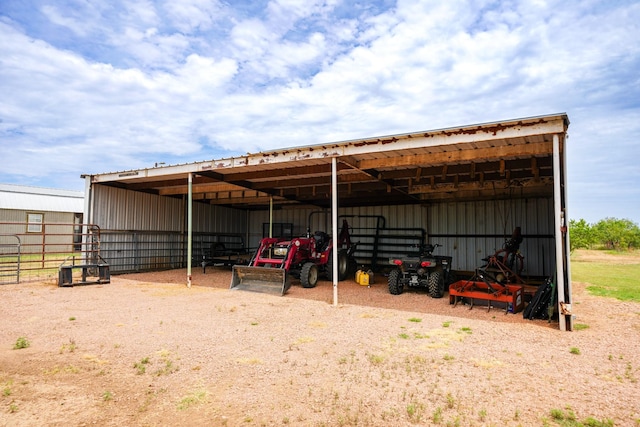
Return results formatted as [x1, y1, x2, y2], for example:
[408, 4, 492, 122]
[387, 243, 453, 298]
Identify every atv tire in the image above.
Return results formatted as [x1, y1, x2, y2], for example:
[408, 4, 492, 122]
[388, 269, 403, 295]
[428, 267, 445, 298]
[301, 262, 319, 288]
[327, 250, 349, 281]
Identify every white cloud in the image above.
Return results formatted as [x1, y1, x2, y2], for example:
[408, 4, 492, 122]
[230, 18, 274, 59]
[40, 4, 93, 36]
[0, 20, 239, 175]
[1, 1, 640, 221]
[266, 0, 339, 25]
[111, 27, 192, 69]
[162, 0, 224, 32]
[122, 0, 160, 27]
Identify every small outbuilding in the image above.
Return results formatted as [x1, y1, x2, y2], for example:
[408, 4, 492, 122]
[82, 113, 573, 330]
[0, 183, 85, 254]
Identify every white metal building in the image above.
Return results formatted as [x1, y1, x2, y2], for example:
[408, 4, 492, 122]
[82, 113, 573, 330]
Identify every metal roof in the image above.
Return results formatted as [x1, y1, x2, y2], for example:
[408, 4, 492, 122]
[88, 113, 570, 210]
[0, 184, 85, 213]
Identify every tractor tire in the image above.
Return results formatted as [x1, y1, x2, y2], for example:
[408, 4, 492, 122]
[428, 267, 445, 298]
[301, 262, 319, 288]
[327, 250, 349, 281]
[388, 269, 403, 295]
[348, 257, 358, 277]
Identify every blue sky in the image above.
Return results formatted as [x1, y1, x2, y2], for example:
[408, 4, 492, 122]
[1, 0, 639, 224]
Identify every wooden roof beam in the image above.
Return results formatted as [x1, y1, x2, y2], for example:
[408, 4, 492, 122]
[410, 176, 553, 196]
[339, 155, 421, 202]
[357, 140, 553, 169]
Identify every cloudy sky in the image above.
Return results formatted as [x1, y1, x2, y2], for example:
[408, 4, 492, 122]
[1, 0, 639, 223]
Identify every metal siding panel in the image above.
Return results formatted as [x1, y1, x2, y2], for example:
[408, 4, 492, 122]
[247, 204, 431, 262]
[0, 211, 76, 253]
[192, 202, 208, 232]
[422, 198, 555, 276]
[0, 209, 28, 223]
[387, 204, 399, 228]
[536, 198, 555, 278]
[91, 182, 557, 278]
[241, 199, 556, 276]
[92, 185, 183, 231]
[179, 201, 247, 235]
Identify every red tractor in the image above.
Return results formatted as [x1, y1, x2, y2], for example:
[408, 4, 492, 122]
[230, 221, 356, 295]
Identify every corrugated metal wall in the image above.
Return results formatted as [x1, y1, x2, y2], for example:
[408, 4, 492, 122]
[191, 200, 247, 234]
[244, 205, 428, 246]
[90, 185, 555, 278]
[91, 185, 248, 272]
[245, 208, 327, 246]
[246, 198, 555, 278]
[91, 185, 247, 233]
[91, 186, 185, 231]
[427, 198, 555, 278]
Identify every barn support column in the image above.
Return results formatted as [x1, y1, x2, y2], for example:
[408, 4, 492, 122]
[562, 135, 574, 322]
[187, 172, 193, 288]
[331, 156, 338, 306]
[553, 134, 571, 331]
[269, 197, 273, 238]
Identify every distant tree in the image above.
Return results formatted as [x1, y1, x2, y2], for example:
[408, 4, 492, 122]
[592, 217, 640, 250]
[628, 222, 640, 249]
[568, 218, 594, 251]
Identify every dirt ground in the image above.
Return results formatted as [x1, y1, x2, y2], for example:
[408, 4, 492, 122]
[1, 250, 639, 426]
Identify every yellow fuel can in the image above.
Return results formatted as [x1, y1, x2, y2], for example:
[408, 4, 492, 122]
[355, 269, 374, 286]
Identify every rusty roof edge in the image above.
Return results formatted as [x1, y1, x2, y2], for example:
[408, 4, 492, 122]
[89, 113, 569, 183]
[286, 112, 569, 150]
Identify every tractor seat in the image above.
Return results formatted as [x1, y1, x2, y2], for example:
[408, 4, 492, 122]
[314, 231, 330, 252]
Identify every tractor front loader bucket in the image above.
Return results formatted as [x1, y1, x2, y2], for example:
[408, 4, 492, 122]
[230, 265, 290, 296]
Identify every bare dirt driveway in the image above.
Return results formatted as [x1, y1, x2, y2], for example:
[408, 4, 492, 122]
[1, 253, 639, 426]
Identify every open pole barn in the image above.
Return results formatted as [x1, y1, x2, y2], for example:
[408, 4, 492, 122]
[82, 113, 573, 331]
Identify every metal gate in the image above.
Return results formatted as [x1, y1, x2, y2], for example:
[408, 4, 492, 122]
[0, 235, 20, 284]
[0, 222, 102, 284]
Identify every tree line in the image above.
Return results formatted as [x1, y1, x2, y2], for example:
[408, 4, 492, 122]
[569, 217, 640, 251]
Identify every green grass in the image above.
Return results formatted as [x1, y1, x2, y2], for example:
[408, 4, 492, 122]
[571, 256, 640, 302]
[548, 407, 613, 427]
[9, 252, 77, 262]
[177, 388, 208, 410]
[13, 337, 30, 350]
[134, 357, 150, 374]
[1, 252, 80, 279]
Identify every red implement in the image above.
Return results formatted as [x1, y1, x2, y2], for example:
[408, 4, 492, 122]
[449, 279, 524, 314]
